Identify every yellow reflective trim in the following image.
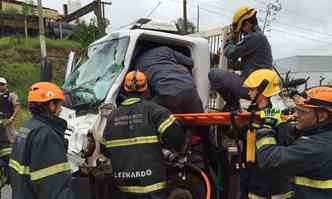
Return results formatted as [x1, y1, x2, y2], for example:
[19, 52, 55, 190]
[30, 162, 71, 181]
[158, 115, 176, 135]
[248, 192, 266, 199]
[248, 191, 294, 199]
[273, 191, 294, 199]
[0, 148, 11, 157]
[104, 136, 159, 148]
[294, 176, 332, 189]
[118, 181, 167, 194]
[9, 159, 30, 175]
[256, 137, 276, 150]
[121, 98, 141, 106]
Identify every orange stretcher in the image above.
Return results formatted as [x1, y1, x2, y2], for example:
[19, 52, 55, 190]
[174, 112, 292, 163]
[174, 112, 260, 126]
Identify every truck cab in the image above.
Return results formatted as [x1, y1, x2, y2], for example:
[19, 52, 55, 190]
[61, 28, 210, 171]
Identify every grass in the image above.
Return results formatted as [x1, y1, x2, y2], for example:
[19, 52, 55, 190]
[0, 37, 80, 128]
[0, 37, 82, 50]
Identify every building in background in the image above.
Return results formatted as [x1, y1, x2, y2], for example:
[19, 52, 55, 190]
[0, 0, 61, 20]
[275, 55, 332, 88]
[0, 0, 76, 38]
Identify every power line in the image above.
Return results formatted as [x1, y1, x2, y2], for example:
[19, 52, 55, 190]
[274, 21, 332, 40]
[190, 0, 234, 14]
[146, 1, 162, 18]
[272, 27, 332, 46]
[193, 0, 330, 38]
[164, 0, 332, 44]
[168, 0, 231, 18]
[252, 0, 328, 23]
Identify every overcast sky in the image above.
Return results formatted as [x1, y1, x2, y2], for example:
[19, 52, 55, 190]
[41, 0, 332, 59]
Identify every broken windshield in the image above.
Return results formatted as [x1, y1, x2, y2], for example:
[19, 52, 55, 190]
[63, 37, 129, 110]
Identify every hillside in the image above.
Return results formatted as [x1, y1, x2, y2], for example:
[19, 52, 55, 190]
[0, 37, 81, 127]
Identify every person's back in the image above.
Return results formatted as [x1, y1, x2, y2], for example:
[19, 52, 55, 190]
[134, 46, 203, 114]
[103, 99, 171, 194]
[101, 71, 185, 199]
[9, 82, 75, 199]
[135, 46, 196, 97]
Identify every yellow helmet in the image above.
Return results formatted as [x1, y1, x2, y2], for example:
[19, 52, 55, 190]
[243, 69, 281, 97]
[232, 6, 257, 33]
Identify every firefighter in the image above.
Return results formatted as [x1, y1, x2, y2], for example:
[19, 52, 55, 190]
[241, 69, 294, 199]
[0, 77, 20, 144]
[9, 82, 75, 199]
[134, 46, 203, 114]
[101, 71, 185, 199]
[209, 6, 273, 111]
[255, 86, 332, 199]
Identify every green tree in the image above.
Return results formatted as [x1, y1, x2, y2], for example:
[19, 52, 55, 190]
[70, 19, 105, 47]
[22, 0, 34, 16]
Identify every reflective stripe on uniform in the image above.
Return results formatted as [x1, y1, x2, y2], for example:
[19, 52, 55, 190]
[118, 181, 167, 194]
[30, 162, 71, 181]
[9, 159, 30, 175]
[103, 136, 159, 148]
[0, 147, 11, 157]
[248, 193, 266, 199]
[248, 191, 294, 199]
[121, 98, 141, 106]
[9, 159, 71, 181]
[158, 115, 176, 135]
[294, 176, 332, 189]
[256, 137, 277, 150]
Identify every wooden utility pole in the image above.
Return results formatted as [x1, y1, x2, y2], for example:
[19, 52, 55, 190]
[95, 0, 105, 34]
[37, 0, 50, 81]
[183, 0, 187, 34]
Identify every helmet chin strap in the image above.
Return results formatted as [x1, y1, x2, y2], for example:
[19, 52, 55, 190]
[249, 79, 269, 109]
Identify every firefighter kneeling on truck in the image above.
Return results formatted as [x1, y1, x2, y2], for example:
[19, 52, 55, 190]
[101, 71, 186, 199]
[255, 86, 332, 199]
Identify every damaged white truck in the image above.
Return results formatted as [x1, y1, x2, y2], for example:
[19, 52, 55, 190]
[60, 26, 228, 199]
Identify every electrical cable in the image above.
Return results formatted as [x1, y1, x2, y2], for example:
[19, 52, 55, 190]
[186, 163, 212, 199]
